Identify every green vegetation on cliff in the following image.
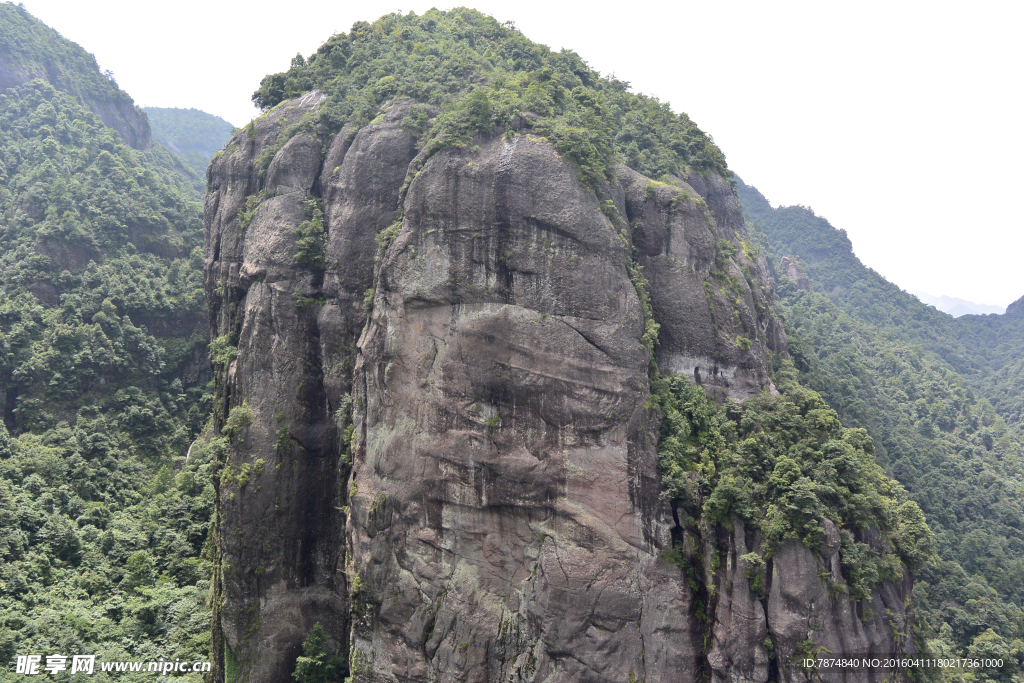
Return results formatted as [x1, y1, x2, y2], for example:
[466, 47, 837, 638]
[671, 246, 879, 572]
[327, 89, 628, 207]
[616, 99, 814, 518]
[0, 3, 151, 151]
[655, 369, 933, 600]
[250, 8, 728, 188]
[0, 38, 212, 674]
[2, 4, 1019, 679]
[242, 8, 948, 674]
[251, 2, 930, 581]
[738, 179, 1024, 677]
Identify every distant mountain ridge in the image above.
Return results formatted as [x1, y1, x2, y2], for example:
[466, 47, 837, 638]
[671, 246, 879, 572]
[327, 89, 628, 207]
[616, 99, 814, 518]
[1007, 295, 1024, 318]
[913, 291, 1006, 317]
[738, 177, 1024, 436]
[143, 107, 235, 178]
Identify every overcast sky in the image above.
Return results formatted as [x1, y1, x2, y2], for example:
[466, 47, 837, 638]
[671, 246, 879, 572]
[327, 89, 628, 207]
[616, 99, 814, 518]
[21, 0, 1024, 308]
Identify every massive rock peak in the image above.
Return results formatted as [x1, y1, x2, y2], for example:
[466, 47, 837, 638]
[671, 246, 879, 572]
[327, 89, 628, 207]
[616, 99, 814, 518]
[205, 94, 912, 683]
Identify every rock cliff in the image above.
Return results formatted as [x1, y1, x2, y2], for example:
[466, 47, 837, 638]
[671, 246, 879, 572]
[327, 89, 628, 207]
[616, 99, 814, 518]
[778, 257, 811, 292]
[206, 93, 914, 683]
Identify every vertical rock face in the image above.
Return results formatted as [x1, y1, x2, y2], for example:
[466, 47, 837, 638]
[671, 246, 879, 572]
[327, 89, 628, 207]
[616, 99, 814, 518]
[706, 520, 913, 683]
[206, 92, 349, 683]
[779, 256, 811, 292]
[617, 167, 786, 401]
[349, 134, 685, 681]
[764, 524, 914, 683]
[206, 95, 913, 683]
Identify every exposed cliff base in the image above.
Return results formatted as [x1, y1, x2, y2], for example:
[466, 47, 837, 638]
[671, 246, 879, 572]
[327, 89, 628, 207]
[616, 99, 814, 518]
[205, 87, 915, 683]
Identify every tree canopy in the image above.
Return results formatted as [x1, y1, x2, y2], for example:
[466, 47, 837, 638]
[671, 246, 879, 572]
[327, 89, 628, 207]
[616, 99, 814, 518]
[250, 8, 729, 188]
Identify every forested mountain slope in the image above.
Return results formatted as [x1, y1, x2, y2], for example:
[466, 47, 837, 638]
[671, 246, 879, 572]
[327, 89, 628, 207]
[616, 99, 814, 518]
[0, 8, 212, 674]
[955, 302, 1024, 438]
[738, 179, 1024, 672]
[144, 107, 235, 178]
[737, 179, 1024, 437]
[0, 3, 150, 150]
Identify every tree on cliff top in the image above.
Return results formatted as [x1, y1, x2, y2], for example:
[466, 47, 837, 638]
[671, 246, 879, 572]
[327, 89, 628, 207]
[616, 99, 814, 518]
[250, 8, 729, 188]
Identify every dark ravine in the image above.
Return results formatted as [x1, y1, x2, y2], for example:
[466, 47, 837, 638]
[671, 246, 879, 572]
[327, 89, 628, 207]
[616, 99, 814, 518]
[206, 93, 914, 683]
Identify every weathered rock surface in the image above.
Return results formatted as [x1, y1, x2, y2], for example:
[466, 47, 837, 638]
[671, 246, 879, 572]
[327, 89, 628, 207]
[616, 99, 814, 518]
[706, 519, 913, 683]
[348, 133, 680, 681]
[206, 91, 348, 683]
[206, 95, 914, 683]
[765, 522, 913, 683]
[617, 167, 786, 401]
[779, 256, 811, 292]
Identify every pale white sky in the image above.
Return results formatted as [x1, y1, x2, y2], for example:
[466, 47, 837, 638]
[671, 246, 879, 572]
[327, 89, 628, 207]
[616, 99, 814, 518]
[20, 0, 1024, 307]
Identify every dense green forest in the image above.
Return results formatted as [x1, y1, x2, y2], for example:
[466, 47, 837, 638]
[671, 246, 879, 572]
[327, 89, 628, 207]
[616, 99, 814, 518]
[143, 108, 234, 179]
[954, 304, 1024, 439]
[738, 180, 1024, 677]
[0, 7, 214, 677]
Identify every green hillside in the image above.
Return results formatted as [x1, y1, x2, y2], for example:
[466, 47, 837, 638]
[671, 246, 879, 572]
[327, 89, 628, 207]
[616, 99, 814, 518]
[0, 8, 213, 675]
[955, 303, 1024, 438]
[738, 179, 1024, 672]
[144, 107, 235, 178]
